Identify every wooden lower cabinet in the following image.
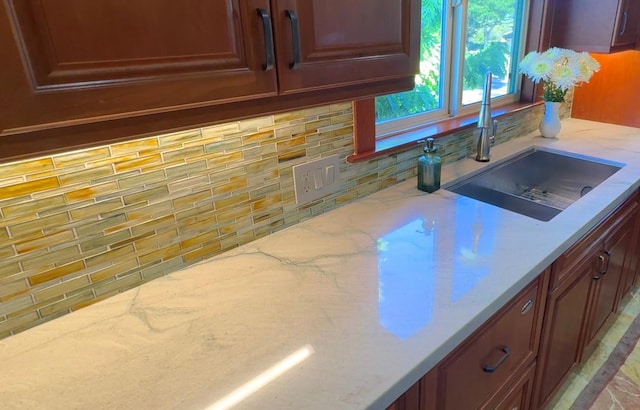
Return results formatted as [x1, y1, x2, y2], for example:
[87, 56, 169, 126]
[386, 190, 640, 410]
[533, 193, 639, 408]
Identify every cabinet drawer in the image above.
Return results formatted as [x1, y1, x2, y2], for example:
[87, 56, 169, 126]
[436, 279, 541, 409]
[552, 196, 637, 290]
[552, 227, 603, 289]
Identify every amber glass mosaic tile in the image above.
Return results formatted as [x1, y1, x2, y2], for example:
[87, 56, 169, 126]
[0, 311, 39, 336]
[20, 245, 81, 272]
[0, 177, 60, 200]
[38, 290, 95, 318]
[0, 158, 54, 180]
[53, 147, 111, 168]
[33, 275, 91, 303]
[2, 195, 65, 219]
[0, 279, 29, 302]
[113, 154, 164, 173]
[158, 130, 202, 147]
[110, 138, 160, 156]
[84, 244, 135, 268]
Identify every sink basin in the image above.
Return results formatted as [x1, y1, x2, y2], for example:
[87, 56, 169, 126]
[444, 147, 624, 221]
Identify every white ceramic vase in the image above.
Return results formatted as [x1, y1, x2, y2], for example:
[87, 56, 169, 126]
[539, 101, 562, 138]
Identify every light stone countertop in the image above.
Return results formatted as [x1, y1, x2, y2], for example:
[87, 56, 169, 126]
[1, 119, 640, 410]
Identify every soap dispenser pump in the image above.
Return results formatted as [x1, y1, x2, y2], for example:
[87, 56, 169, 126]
[417, 137, 441, 193]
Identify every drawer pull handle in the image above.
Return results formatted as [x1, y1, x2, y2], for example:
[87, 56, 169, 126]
[257, 9, 275, 71]
[482, 345, 510, 373]
[599, 250, 611, 275]
[520, 299, 533, 315]
[285, 10, 301, 69]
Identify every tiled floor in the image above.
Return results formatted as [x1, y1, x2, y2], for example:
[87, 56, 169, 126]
[548, 288, 640, 409]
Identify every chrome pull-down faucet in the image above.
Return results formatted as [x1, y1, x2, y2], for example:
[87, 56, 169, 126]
[475, 72, 496, 162]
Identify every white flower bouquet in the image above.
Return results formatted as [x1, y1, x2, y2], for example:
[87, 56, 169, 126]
[519, 48, 600, 102]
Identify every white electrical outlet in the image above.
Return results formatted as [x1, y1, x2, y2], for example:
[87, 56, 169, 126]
[293, 155, 341, 205]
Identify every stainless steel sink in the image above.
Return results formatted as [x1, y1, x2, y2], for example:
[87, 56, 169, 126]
[444, 147, 624, 221]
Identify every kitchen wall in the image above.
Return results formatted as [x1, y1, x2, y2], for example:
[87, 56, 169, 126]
[572, 50, 640, 127]
[0, 101, 546, 339]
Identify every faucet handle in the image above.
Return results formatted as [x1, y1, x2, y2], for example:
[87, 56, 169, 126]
[491, 120, 498, 144]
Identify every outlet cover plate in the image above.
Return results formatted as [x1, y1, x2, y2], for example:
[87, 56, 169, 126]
[293, 155, 340, 206]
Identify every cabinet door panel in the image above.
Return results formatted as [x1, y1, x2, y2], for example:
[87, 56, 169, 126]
[585, 202, 637, 347]
[550, 0, 639, 52]
[534, 263, 593, 408]
[613, 0, 640, 46]
[271, 0, 419, 93]
[11, 0, 251, 86]
[1, 0, 277, 133]
[584, 249, 622, 350]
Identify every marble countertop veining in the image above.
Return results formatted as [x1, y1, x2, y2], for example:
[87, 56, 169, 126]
[1, 119, 640, 410]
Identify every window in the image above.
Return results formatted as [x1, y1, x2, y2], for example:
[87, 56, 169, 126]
[375, 0, 529, 137]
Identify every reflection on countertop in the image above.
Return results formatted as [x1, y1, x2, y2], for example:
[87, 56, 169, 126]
[377, 198, 498, 339]
[378, 217, 436, 340]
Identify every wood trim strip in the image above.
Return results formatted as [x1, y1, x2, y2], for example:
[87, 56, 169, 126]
[352, 98, 376, 155]
[521, 0, 554, 102]
[348, 101, 539, 163]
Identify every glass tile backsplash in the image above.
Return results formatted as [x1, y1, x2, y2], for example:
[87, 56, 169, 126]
[0, 101, 547, 339]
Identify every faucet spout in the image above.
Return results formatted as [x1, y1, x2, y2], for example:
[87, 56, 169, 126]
[475, 72, 496, 162]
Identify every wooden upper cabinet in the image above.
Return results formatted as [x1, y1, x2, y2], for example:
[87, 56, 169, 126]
[1, 0, 277, 134]
[613, 0, 640, 46]
[549, 0, 640, 53]
[0, 0, 419, 161]
[270, 0, 419, 94]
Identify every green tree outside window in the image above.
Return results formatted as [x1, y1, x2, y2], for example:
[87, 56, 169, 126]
[376, 0, 517, 123]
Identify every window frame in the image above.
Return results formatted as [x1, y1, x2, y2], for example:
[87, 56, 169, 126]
[348, 0, 552, 163]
